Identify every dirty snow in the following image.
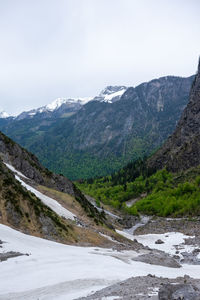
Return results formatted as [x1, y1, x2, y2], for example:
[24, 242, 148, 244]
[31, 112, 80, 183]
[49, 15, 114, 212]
[117, 229, 196, 257]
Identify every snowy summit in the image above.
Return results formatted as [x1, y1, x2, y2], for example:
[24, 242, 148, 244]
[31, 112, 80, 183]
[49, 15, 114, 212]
[2, 86, 128, 121]
[0, 111, 10, 118]
[95, 86, 127, 103]
[45, 97, 93, 111]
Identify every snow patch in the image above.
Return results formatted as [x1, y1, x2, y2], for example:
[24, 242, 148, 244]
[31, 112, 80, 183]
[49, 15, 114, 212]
[0, 111, 10, 118]
[5, 163, 29, 179]
[45, 97, 93, 111]
[104, 89, 127, 102]
[4, 162, 76, 220]
[98, 86, 127, 103]
[16, 175, 76, 220]
[117, 230, 196, 257]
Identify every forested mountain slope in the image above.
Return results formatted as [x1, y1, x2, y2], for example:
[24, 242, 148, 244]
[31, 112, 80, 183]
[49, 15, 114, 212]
[0, 75, 193, 179]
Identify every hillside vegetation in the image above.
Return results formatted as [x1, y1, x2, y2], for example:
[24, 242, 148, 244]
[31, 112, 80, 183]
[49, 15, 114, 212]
[77, 161, 200, 217]
[0, 158, 75, 242]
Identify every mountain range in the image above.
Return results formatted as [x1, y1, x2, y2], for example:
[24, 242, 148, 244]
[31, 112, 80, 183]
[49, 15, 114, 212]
[0, 86, 127, 121]
[0, 76, 194, 179]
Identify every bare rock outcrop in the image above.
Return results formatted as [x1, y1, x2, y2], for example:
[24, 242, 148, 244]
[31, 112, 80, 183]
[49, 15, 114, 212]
[149, 58, 200, 173]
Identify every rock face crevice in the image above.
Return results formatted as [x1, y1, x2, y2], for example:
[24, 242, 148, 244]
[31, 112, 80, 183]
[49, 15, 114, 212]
[149, 58, 200, 172]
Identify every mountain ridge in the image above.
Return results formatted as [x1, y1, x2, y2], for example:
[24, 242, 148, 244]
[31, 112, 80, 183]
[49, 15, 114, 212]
[0, 75, 194, 179]
[2, 86, 128, 121]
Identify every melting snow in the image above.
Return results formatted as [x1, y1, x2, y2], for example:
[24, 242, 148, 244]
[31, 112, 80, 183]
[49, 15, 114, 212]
[0, 225, 200, 299]
[16, 175, 76, 220]
[2, 163, 200, 299]
[5, 163, 29, 179]
[5, 163, 76, 220]
[117, 230, 196, 257]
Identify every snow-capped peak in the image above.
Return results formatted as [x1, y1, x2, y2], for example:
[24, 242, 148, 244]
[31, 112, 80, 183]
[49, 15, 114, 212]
[0, 111, 10, 118]
[45, 97, 93, 112]
[97, 86, 127, 103]
[15, 96, 94, 120]
[14, 86, 127, 121]
[45, 98, 68, 111]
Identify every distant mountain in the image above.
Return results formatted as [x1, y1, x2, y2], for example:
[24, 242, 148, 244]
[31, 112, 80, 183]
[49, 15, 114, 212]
[148, 59, 200, 172]
[0, 111, 10, 118]
[0, 75, 194, 179]
[12, 86, 127, 121]
[15, 97, 93, 120]
[0, 86, 128, 122]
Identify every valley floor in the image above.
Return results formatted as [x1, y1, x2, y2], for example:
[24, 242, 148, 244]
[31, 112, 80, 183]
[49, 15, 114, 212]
[1, 162, 200, 299]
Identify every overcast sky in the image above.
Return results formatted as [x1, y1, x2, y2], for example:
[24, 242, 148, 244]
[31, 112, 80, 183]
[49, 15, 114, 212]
[0, 0, 200, 115]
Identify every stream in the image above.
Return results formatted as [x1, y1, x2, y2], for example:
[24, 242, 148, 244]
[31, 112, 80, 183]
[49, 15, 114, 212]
[124, 215, 150, 235]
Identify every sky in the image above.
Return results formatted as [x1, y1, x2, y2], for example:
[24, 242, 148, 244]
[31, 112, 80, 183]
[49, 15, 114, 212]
[0, 0, 200, 115]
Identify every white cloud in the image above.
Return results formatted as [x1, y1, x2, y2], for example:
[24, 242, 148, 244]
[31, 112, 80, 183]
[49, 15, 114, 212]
[0, 0, 199, 114]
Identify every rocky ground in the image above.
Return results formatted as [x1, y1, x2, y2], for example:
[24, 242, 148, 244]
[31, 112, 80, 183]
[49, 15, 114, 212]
[77, 275, 200, 300]
[134, 217, 200, 237]
[0, 251, 27, 262]
[0, 239, 28, 262]
[134, 217, 200, 264]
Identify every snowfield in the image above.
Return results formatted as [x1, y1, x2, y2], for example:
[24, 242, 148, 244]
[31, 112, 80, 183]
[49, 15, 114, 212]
[15, 175, 76, 220]
[0, 225, 200, 300]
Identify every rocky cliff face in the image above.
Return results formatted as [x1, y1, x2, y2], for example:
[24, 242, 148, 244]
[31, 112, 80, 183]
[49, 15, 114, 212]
[148, 59, 200, 172]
